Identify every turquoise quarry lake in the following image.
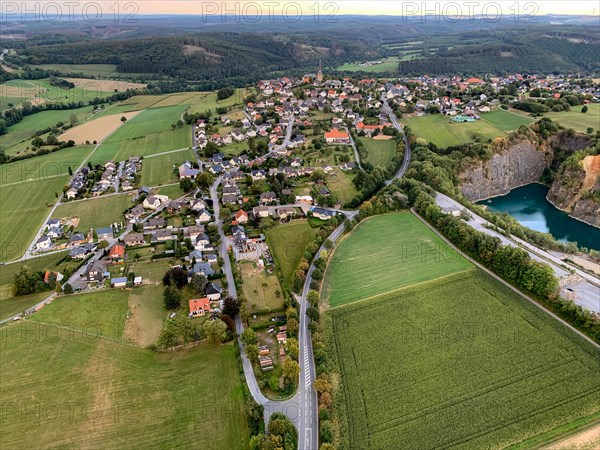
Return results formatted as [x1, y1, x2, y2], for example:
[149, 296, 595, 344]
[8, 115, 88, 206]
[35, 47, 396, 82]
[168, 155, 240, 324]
[479, 183, 600, 251]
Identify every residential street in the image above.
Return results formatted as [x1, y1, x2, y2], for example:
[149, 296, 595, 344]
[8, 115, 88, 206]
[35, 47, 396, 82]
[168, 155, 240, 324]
[344, 126, 363, 170]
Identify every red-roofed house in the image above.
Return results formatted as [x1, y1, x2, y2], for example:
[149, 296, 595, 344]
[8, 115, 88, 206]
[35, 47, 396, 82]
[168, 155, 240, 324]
[235, 209, 249, 224]
[466, 77, 484, 85]
[189, 298, 211, 317]
[109, 243, 126, 262]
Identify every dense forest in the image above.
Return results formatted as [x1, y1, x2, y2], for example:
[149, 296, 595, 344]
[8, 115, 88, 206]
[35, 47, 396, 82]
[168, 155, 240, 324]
[2, 21, 598, 85]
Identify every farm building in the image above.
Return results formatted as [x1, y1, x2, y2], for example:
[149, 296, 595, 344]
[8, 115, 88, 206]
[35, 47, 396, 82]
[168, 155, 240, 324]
[324, 129, 350, 144]
[111, 277, 128, 288]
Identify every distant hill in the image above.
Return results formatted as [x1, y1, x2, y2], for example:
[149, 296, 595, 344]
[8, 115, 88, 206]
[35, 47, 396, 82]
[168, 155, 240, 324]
[1, 17, 598, 86]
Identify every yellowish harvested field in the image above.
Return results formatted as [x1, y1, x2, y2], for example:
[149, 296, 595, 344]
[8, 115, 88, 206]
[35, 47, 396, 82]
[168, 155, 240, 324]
[59, 111, 141, 144]
[64, 78, 147, 92]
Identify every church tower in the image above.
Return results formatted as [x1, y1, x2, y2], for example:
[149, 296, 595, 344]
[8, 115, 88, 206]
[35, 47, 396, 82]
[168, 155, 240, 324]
[316, 59, 323, 83]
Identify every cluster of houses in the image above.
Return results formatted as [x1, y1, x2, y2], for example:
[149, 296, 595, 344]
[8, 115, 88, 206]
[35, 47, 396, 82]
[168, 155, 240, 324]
[194, 117, 257, 150]
[34, 218, 113, 256]
[66, 157, 142, 200]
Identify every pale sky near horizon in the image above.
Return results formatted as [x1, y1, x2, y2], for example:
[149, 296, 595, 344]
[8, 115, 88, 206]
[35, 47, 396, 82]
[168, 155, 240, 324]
[114, 1, 598, 16]
[27, 1, 600, 17]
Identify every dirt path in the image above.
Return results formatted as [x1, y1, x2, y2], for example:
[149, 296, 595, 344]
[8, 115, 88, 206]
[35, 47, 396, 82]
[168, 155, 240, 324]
[542, 423, 600, 449]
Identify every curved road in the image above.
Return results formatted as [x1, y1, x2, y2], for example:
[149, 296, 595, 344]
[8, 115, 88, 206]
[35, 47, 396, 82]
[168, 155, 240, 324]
[219, 99, 413, 449]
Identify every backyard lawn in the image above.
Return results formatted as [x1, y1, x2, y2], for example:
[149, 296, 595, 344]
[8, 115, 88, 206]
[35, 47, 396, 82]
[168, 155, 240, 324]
[267, 220, 316, 289]
[239, 261, 284, 313]
[326, 168, 358, 205]
[52, 194, 133, 231]
[140, 149, 194, 186]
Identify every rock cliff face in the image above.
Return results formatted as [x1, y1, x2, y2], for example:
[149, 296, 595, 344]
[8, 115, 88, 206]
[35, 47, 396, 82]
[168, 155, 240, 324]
[547, 155, 600, 228]
[459, 140, 550, 201]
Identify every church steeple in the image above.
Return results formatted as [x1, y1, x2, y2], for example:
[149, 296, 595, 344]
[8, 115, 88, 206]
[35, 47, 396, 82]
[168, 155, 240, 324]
[317, 59, 323, 83]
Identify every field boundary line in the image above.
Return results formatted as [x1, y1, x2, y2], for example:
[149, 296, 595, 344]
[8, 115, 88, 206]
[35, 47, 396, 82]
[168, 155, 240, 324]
[411, 208, 600, 350]
[327, 268, 477, 311]
[144, 147, 192, 159]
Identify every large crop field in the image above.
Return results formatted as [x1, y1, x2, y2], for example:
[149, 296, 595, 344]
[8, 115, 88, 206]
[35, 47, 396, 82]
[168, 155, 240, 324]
[58, 111, 141, 145]
[359, 137, 397, 168]
[52, 194, 133, 231]
[0, 291, 250, 448]
[0, 176, 69, 261]
[140, 149, 194, 186]
[322, 213, 472, 307]
[326, 270, 600, 449]
[402, 109, 534, 147]
[267, 220, 316, 289]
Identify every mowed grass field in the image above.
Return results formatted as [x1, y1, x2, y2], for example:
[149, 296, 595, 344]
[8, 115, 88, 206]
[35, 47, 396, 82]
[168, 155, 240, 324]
[0, 176, 69, 261]
[511, 104, 600, 133]
[90, 128, 191, 165]
[0, 145, 93, 185]
[103, 105, 187, 143]
[482, 109, 535, 131]
[32, 63, 120, 77]
[326, 270, 600, 450]
[322, 213, 472, 307]
[336, 57, 401, 73]
[124, 285, 167, 348]
[0, 251, 72, 320]
[140, 149, 194, 186]
[1, 79, 116, 111]
[188, 88, 249, 114]
[359, 137, 397, 168]
[402, 110, 534, 147]
[267, 220, 316, 289]
[239, 261, 284, 313]
[52, 194, 132, 231]
[30, 289, 130, 340]
[0, 106, 94, 153]
[1, 291, 250, 449]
